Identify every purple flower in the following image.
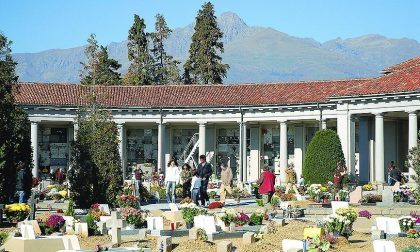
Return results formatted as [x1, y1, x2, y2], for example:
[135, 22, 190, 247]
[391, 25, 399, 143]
[46, 215, 65, 229]
[416, 217, 420, 224]
[358, 210, 372, 219]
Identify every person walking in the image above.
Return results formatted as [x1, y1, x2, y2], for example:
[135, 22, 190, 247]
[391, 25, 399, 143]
[257, 165, 276, 204]
[180, 163, 192, 198]
[387, 161, 396, 185]
[190, 170, 201, 205]
[165, 160, 180, 203]
[197, 155, 212, 206]
[220, 163, 233, 205]
[285, 164, 299, 195]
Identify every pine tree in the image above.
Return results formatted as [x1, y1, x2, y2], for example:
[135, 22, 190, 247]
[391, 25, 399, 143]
[184, 2, 229, 84]
[68, 108, 123, 208]
[80, 34, 122, 85]
[125, 14, 153, 85]
[0, 33, 32, 203]
[150, 14, 180, 84]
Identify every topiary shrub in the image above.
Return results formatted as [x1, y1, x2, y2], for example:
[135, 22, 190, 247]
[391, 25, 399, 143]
[303, 129, 345, 184]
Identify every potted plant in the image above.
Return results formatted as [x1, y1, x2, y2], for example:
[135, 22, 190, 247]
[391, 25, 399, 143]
[116, 194, 138, 208]
[4, 203, 30, 223]
[306, 236, 331, 252]
[234, 212, 250, 226]
[45, 214, 66, 233]
[120, 207, 145, 229]
[249, 210, 265, 226]
[323, 208, 357, 239]
[208, 191, 217, 202]
[231, 187, 244, 204]
[180, 203, 206, 229]
[219, 208, 239, 231]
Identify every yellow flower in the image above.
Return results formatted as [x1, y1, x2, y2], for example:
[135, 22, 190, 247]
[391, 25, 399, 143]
[58, 190, 67, 198]
[320, 186, 328, 192]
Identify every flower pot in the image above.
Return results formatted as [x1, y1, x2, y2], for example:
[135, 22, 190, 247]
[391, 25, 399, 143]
[125, 224, 135, 230]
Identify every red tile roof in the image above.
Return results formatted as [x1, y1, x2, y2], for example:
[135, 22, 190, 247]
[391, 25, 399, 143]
[12, 57, 420, 108]
[383, 56, 420, 73]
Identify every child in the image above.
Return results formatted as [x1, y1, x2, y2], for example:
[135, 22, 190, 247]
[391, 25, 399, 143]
[190, 170, 201, 205]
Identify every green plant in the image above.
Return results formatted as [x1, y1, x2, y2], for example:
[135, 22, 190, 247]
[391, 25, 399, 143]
[256, 199, 264, 207]
[307, 236, 331, 252]
[0, 232, 8, 246]
[180, 203, 207, 224]
[220, 209, 239, 225]
[65, 199, 75, 217]
[197, 228, 208, 241]
[249, 212, 264, 225]
[86, 213, 100, 236]
[303, 129, 345, 184]
[208, 191, 217, 199]
[406, 229, 419, 238]
[402, 246, 420, 252]
[271, 196, 280, 206]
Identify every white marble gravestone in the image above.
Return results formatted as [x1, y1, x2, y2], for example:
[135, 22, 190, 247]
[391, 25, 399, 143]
[20, 224, 36, 239]
[147, 217, 164, 236]
[99, 204, 111, 215]
[282, 239, 304, 251]
[331, 201, 349, 214]
[194, 215, 216, 234]
[372, 240, 397, 252]
[62, 235, 81, 250]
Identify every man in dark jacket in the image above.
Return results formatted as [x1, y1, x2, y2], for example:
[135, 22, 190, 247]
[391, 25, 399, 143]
[197, 155, 212, 206]
[16, 167, 26, 203]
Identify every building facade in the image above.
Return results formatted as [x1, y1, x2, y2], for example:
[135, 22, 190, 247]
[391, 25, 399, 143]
[14, 57, 420, 185]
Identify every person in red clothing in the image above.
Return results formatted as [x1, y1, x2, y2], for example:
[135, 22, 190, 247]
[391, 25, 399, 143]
[333, 169, 341, 189]
[257, 165, 276, 203]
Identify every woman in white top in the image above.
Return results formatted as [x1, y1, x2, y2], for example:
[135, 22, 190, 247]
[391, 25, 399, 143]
[165, 159, 180, 203]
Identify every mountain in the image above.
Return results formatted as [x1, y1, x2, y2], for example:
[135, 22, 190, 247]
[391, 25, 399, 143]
[13, 12, 420, 84]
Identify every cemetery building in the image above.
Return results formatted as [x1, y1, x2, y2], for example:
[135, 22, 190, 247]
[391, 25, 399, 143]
[12, 57, 420, 184]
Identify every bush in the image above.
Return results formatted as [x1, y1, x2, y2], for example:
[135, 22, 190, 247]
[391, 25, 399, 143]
[0, 232, 8, 246]
[303, 130, 345, 184]
[402, 246, 420, 252]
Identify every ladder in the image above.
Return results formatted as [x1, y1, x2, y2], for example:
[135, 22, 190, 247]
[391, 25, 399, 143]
[181, 133, 199, 168]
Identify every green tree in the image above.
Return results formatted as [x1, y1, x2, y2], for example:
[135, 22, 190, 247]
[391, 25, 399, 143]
[125, 14, 153, 85]
[80, 34, 122, 85]
[68, 107, 123, 208]
[150, 14, 180, 84]
[407, 134, 420, 190]
[184, 2, 229, 84]
[303, 129, 345, 184]
[0, 33, 32, 203]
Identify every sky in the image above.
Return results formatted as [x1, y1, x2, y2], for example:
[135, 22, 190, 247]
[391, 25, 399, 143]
[1, 0, 419, 53]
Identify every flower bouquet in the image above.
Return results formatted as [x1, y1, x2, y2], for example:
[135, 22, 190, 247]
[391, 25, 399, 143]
[249, 209, 265, 225]
[120, 207, 146, 228]
[116, 194, 138, 208]
[307, 184, 322, 202]
[220, 208, 239, 226]
[358, 210, 372, 219]
[230, 187, 245, 202]
[234, 212, 250, 226]
[45, 214, 65, 233]
[4, 203, 30, 222]
[323, 208, 357, 238]
[399, 217, 416, 232]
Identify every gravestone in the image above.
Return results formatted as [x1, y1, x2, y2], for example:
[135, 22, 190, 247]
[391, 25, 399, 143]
[157, 236, 172, 252]
[371, 227, 385, 240]
[349, 186, 362, 204]
[217, 241, 233, 252]
[168, 203, 178, 212]
[331, 201, 349, 214]
[20, 224, 36, 239]
[110, 211, 125, 245]
[391, 182, 400, 192]
[375, 217, 390, 232]
[28, 194, 36, 221]
[97, 221, 107, 235]
[372, 240, 397, 252]
[62, 216, 74, 227]
[62, 235, 81, 250]
[138, 228, 148, 240]
[377, 188, 393, 206]
[99, 204, 111, 215]
[189, 227, 199, 240]
[282, 239, 304, 252]
[74, 223, 89, 238]
[194, 215, 216, 234]
[385, 218, 401, 235]
[243, 232, 255, 244]
[147, 217, 164, 236]
[23, 220, 42, 236]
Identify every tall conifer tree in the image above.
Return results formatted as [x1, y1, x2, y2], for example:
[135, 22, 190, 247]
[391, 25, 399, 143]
[125, 14, 153, 85]
[0, 33, 32, 203]
[80, 34, 122, 85]
[150, 14, 180, 84]
[184, 2, 229, 84]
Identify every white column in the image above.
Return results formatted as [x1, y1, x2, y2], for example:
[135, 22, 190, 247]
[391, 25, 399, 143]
[239, 122, 244, 182]
[73, 122, 78, 141]
[198, 122, 206, 157]
[337, 114, 355, 174]
[408, 111, 418, 182]
[375, 113, 385, 183]
[293, 125, 304, 180]
[279, 121, 288, 184]
[30, 122, 39, 177]
[242, 123, 248, 182]
[157, 122, 165, 172]
[321, 120, 327, 130]
[117, 123, 126, 179]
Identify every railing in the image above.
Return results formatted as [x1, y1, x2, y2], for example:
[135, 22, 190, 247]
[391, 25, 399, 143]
[180, 133, 199, 161]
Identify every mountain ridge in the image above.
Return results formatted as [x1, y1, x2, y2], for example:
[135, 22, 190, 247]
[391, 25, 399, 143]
[12, 12, 420, 84]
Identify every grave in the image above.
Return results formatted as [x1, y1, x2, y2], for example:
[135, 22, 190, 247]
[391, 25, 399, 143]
[371, 227, 385, 240]
[374, 217, 401, 236]
[376, 188, 393, 207]
[282, 239, 304, 252]
[5, 225, 65, 252]
[147, 217, 164, 236]
[372, 240, 397, 252]
[189, 227, 199, 240]
[349, 186, 363, 204]
[23, 220, 42, 236]
[62, 235, 81, 250]
[243, 232, 256, 244]
[74, 223, 89, 238]
[331, 201, 349, 214]
[157, 236, 172, 252]
[217, 241, 233, 252]
[99, 204, 111, 215]
[194, 215, 217, 234]
[110, 211, 125, 245]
